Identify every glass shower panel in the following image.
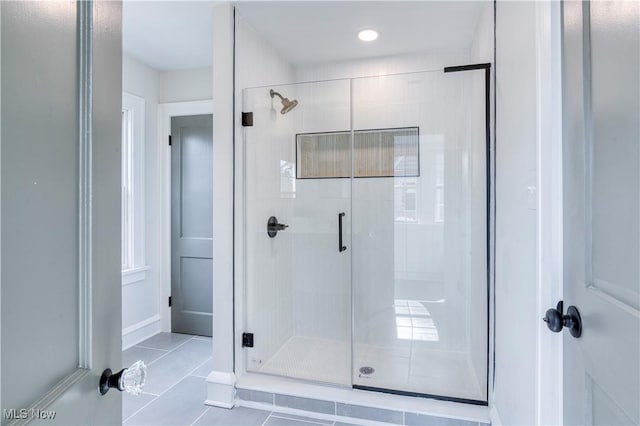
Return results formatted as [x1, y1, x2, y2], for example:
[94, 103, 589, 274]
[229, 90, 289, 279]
[244, 80, 352, 385]
[351, 70, 488, 402]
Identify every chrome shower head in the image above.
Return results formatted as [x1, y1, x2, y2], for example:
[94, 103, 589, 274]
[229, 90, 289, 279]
[270, 89, 298, 115]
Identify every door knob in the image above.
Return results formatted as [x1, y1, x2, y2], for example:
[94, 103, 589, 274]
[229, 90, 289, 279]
[99, 360, 146, 395]
[543, 301, 582, 338]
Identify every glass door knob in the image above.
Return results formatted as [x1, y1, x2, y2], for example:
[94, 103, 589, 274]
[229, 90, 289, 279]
[99, 360, 147, 395]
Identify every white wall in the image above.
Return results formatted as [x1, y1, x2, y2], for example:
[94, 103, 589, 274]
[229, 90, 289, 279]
[493, 1, 538, 424]
[122, 55, 213, 348]
[122, 55, 162, 348]
[159, 67, 212, 103]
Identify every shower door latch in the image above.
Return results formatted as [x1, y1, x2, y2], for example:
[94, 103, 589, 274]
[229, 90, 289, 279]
[242, 112, 253, 127]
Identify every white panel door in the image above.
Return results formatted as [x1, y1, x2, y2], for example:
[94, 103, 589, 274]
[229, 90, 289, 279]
[1, 1, 123, 425]
[561, 1, 639, 424]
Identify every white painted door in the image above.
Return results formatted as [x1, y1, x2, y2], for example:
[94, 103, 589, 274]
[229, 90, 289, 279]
[1, 1, 123, 425]
[562, 1, 639, 424]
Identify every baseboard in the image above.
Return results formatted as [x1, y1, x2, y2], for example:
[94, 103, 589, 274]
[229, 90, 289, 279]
[206, 371, 237, 409]
[490, 404, 503, 426]
[122, 315, 161, 350]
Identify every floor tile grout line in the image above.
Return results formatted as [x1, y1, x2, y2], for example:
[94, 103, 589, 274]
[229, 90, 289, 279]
[131, 344, 170, 352]
[187, 356, 213, 376]
[143, 336, 197, 367]
[144, 365, 207, 402]
[190, 406, 211, 426]
[191, 336, 212, 342]
[262, 413, 274, 426]
[123, 394, 159, 424]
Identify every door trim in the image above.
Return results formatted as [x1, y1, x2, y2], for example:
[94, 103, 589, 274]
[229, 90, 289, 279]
[1, 0, 4, 411]
[157, 100, 213, 333]
[78, 0, 94, 369]
[534, 1, 563, 425]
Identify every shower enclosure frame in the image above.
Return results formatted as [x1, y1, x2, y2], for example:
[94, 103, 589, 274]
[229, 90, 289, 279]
[238, 62, 494, 407]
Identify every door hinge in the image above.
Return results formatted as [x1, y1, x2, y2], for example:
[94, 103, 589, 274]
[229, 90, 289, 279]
[168, 296, 172, 307]
[168, 135, 172, 146]
[242, 333, 254, 348]
[242, 112, 253, 127]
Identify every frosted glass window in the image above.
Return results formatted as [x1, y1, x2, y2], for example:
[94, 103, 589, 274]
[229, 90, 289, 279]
[296, 132, 350, 178]
[296, 127, 419, 178]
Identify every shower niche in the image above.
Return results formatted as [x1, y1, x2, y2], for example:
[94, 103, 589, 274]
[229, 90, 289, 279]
[243, 68, 489, 404]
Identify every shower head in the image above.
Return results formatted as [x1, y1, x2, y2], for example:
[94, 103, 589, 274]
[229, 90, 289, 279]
[270, 89, 298, 115]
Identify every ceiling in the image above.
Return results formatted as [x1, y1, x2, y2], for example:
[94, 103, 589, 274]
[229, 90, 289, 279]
[233, 1, 487, 65]
[123, 1, 487, 71]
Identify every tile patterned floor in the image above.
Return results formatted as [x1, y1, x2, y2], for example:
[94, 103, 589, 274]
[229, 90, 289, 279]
[123, 333, 355, 426]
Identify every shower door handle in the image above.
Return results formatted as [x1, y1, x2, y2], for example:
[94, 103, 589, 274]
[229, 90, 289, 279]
[338, 212, 346, 252]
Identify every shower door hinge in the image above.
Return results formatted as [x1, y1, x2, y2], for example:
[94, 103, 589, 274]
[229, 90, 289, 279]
[242, 333, 254, 348]
[168, 135, 172, 146]
[242, 112, 253, 127]
[168, 296, 172, 307]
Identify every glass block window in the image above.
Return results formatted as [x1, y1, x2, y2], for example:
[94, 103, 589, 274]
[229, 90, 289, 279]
[296, 127, 419, 179]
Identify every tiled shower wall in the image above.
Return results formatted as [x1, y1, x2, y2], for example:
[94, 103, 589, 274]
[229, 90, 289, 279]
[235, 12, 297, 368]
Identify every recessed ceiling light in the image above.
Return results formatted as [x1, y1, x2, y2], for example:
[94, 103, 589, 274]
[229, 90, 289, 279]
[358, 29, 379, 42]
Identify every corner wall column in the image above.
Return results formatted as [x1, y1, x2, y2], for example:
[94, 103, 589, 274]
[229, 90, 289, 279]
[207, 1, 236, 408]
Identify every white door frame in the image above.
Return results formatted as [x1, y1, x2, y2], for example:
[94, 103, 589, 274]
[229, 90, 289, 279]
[534, 1, 563, 425]
[491, 2, 564, 424]
[157, 100, 213, 332]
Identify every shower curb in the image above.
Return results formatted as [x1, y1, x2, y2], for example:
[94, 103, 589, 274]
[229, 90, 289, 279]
[236, 388, 490, 426]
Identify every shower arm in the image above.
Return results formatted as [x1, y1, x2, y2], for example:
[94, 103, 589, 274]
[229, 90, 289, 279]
[270, 89, 285, 102]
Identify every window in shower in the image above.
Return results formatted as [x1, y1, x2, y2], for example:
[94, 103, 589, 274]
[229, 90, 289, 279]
[296, 127, 419, 178]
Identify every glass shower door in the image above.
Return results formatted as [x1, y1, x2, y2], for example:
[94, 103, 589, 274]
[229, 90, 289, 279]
[351, 69, 488, 402]
[243, 79, 352, 385]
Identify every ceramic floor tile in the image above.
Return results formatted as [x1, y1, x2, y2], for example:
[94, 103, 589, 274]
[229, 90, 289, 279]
[124, 376, 207, 425]
[123, 392, 156, 422]
[193, 406, 271, 426]
[122, 345, 168, 368]
[136, 332, 193, 351]
[190, 357, 213, 378]
[143, 339, 211, 395]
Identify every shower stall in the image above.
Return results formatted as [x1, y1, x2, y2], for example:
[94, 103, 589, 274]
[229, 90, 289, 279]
[242, 66, 490, 404]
